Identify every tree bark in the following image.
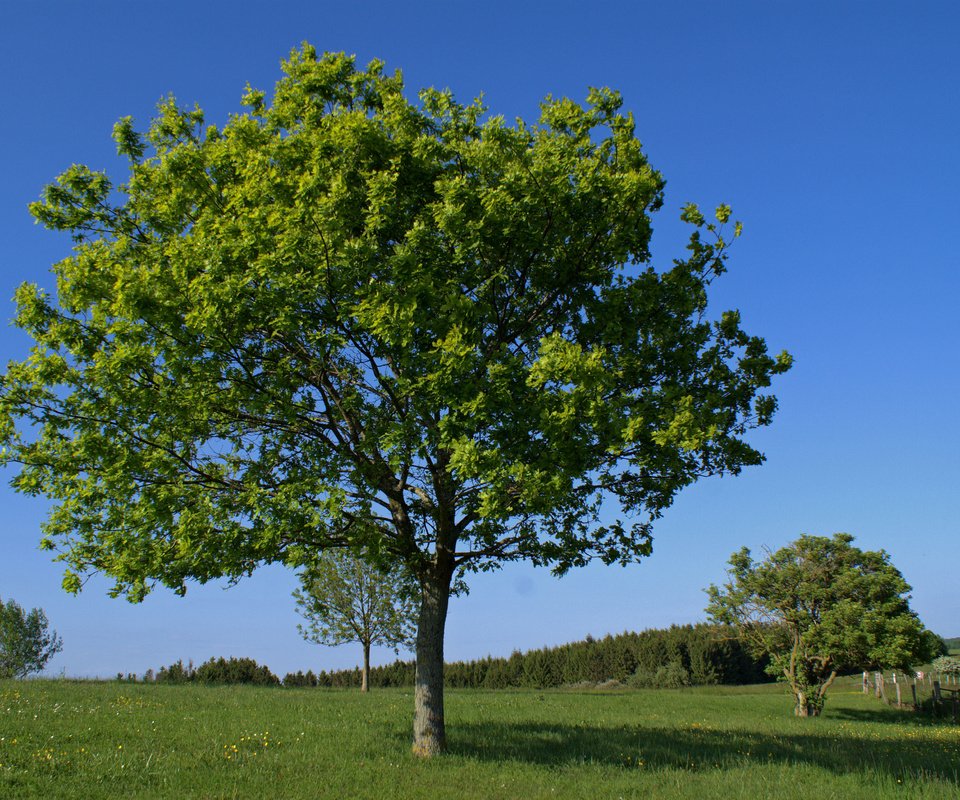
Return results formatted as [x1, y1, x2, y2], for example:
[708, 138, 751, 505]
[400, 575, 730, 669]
[794, 690, 809, 717]
[361, 640, 370, 693]
[412, 566, 452, 757]
[794, 689, 824, 717]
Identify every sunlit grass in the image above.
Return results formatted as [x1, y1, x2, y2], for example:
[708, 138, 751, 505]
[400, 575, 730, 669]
[1, 678, 958, 798]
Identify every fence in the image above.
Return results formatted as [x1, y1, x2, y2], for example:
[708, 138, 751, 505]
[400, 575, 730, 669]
[864, 670, 960, 722]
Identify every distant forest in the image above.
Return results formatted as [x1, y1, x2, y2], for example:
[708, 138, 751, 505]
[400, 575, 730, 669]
[284, 624, 771, 690]
[144, 627, 959, 690]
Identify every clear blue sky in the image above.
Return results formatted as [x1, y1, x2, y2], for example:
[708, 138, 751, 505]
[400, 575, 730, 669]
[1, 1, 957, 679]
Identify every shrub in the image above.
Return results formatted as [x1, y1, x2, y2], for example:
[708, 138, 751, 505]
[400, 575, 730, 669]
[628, 660, 690, 689]
[932, 655, 960, 675]
[154, 657, 279, 685]
[194, 657, 279, 686]
[655, 661, 691, 688]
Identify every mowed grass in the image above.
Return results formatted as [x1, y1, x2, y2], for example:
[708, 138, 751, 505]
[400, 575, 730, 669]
[1, 678, 958, 799]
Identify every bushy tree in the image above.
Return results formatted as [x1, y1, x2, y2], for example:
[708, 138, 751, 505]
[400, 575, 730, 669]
[153, 656, 279, 684]
[194, 656, 279, 685]
[923, 631, 949, 659]
[294, 551, 416, 691]
[0, 598, 63, 678]
[932, 656, 960, 675]
[0, 46, 790, 754]
[706, 533, 929, 716]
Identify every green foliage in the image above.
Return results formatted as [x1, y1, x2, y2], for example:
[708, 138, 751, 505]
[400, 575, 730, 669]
[153, 656, 279, 685]
[656, 660, 691, 689]
[281, 669, 318, 687]
[309, 624, 768, 690]
[0, 43, 791, 750]
[294, 550, 416, 690]
[294, 551, 416, 654]
[194, 657, 279, 686]
[0, 598, 63, 679]
[922, 630, 950, 660]
[706, 533, 929, 717]
[629, 660, 691, 689]
[154, 659, 193, 684]
[1, 44, 789, 596]
[931, 655, 960, 675]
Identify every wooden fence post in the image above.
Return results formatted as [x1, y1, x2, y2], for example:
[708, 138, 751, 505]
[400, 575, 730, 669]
[862, 671, 869, 694]
[895, 681, 902, 708]
[933, 680, 941, 704]
[911, 681, 918, 710]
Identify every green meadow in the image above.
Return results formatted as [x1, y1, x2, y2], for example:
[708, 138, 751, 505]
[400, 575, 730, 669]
[1, 678, 957, 799]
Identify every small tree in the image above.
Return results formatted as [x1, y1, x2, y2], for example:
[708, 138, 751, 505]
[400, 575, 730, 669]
[0, 597, 63, 678]
[932, 655, 960, 675]
[294, 552, 416, 692]
[706, 533, 929, 717]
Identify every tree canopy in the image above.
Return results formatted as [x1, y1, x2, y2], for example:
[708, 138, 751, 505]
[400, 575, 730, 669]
[0, 46, 790, 753]
[706, 533, 929, 716]
[294, 551, 416, 692]
[0, 597, 63, 679]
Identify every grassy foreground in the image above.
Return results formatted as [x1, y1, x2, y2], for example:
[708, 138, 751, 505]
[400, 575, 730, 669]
[1, 678, 957, 799]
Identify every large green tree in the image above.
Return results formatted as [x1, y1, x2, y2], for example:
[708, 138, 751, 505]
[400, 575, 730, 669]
[0, 46, 790, 754]
[294, 551, 416, 692]
[706, 533, 929, 716]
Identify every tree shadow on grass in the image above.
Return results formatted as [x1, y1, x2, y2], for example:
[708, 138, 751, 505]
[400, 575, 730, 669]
[442, 720, 959, 784]
[830, 705, 959, 728]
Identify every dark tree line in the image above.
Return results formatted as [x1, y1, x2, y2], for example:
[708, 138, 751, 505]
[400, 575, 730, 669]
[297, 625, 769, 690]
[140, 625, 768, 689]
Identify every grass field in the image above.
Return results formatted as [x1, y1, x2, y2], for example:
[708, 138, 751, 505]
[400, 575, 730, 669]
[1, 677, 958, 799]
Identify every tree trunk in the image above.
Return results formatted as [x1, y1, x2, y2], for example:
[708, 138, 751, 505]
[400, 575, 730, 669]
[361, 640, 370, 693]
[794, 689, 823, 717]
[412, 567, 452, 757]
[794, 690, 810, 717]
